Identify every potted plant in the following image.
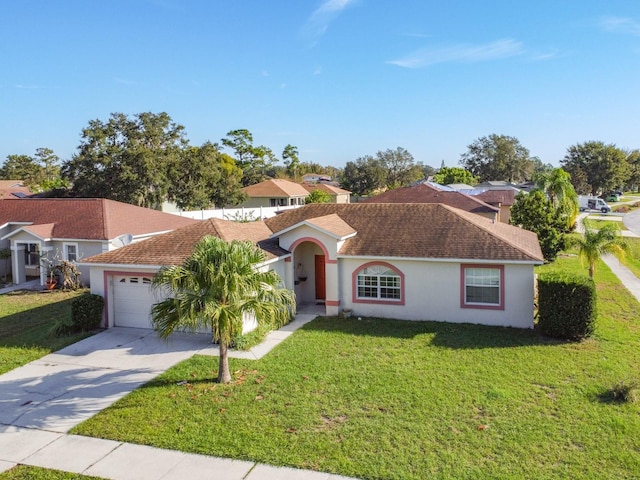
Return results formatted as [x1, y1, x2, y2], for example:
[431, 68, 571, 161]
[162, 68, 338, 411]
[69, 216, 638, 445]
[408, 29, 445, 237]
[41, 257, 58, 290]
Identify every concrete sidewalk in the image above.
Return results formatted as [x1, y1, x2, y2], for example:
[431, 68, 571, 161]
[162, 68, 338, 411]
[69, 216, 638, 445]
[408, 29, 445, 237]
[0, 426, 353, 480]
[601, 254, 640, 304]
[0, 307, 360, 479]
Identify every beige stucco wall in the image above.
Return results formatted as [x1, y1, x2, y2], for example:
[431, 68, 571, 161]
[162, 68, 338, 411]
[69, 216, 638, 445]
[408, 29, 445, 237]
[337, 258, 535, 329]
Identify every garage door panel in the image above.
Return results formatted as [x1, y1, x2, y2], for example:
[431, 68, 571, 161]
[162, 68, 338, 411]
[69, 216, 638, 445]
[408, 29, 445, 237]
[113, 275, 157, 328]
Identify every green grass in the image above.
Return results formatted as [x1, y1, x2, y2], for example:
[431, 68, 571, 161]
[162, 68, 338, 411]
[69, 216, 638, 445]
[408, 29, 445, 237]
[587, 218, 627, 230]
[0, 289, 91, 374]
[619, 237, 640, 279]
[72, 256, 640, 480]
[0, 465, 105, 480]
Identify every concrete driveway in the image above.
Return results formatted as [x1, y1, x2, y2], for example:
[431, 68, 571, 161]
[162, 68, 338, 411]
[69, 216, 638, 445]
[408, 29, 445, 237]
[0, 328, 218, 433]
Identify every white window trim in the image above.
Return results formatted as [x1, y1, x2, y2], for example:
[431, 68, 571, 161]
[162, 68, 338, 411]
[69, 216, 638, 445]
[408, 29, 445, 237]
[461, 265, 504, 310]
[63, 242, 79, 262]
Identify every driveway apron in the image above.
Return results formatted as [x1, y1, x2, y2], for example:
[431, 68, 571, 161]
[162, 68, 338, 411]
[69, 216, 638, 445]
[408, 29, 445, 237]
[0, 327, 218, 433]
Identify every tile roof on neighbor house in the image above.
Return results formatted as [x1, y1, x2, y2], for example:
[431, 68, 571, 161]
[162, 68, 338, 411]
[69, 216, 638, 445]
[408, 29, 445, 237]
[361, 182, 499, 215]
[83, 203, 543, 267]
[242, 179, 310, 198]
[0, 180, 32, 199]
[0, 198, 199, 240]
[265, 203, 543, 262]
[82, 218, 288, 266]
[474, 189, 517, 206]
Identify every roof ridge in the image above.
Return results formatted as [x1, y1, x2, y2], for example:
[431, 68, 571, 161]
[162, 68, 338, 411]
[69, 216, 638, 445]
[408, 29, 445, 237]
[441, 204, 541, 261]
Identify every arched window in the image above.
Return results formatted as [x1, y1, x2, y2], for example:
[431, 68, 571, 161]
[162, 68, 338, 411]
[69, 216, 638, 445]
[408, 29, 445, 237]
[355, 264, 402, 302]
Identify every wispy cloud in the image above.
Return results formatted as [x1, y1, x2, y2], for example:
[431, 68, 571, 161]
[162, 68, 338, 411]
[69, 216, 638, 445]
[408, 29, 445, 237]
[529, 48, 561, 61]
[313, 65, 323, 75]
[600, 16, 640, 36]
[387, 39, 524, 68]
[15, 84, 40, 89]
[301, 0, 356, 46]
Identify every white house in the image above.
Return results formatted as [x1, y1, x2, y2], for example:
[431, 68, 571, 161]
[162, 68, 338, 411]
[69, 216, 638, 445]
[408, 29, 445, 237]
[83, 203, 543, 330]
[0, 198, 198, 287]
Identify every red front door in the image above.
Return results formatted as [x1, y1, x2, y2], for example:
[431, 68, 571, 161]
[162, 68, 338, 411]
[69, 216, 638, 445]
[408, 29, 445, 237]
[315, 255, 326, 301]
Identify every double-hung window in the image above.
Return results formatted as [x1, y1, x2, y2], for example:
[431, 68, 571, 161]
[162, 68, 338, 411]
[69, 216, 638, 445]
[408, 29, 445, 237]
[463, 266, 503, 308]
[24, 243, 39, 266]
[64, 243, 78, 262]
[356, 265, 402, 302]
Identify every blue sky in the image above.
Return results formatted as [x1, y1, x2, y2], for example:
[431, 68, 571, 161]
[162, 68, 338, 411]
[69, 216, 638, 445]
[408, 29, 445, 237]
[2, 1, 640, 169]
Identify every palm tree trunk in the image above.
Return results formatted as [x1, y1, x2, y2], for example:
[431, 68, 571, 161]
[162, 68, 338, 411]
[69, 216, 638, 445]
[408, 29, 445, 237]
[589, 263, 595, 278]
[218, 341, 232, 383]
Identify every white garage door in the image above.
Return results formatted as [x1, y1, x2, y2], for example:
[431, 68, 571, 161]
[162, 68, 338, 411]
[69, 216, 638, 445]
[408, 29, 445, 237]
[113, 275, 157, 328]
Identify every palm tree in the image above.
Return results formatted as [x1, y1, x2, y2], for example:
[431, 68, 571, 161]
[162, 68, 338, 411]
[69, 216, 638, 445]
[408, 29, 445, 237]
[567, 220, 628, 278]
[151, 236, 296, 383]
[535, 167, 579, 231]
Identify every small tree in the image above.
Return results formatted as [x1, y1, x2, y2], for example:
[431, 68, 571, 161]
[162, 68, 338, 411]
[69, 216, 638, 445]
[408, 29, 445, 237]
[304, 189, 332, 204]
[566, 220, 628, 278]
[432, 166, 478, 186]
[510, 191, 566, 262]
[151, 236, 296, 383]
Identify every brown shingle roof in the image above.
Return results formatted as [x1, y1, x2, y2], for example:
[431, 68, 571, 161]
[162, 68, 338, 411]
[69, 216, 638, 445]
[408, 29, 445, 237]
[83, 218, 288, 266]
[475, 189, 516, 206]
[242, 179, 309, 198]
[362, 183, 498, 215]
[265, 203, 543, 262]
[0, 180, 32, 199]
[303, 214, 357, 238]
[0, 198, 198, 240]
[302, 183, 351, 195]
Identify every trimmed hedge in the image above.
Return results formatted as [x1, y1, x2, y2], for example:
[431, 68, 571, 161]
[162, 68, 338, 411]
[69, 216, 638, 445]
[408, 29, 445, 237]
[71, 293, 105, 332]
[537, 272, 597, 340]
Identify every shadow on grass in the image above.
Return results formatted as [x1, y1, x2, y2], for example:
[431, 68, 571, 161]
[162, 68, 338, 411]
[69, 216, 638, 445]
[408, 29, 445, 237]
[300, 316, 563, 349]
[0, 290, 92, 362]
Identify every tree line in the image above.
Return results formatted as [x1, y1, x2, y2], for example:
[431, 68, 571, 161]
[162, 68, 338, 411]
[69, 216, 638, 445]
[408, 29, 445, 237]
[2, 113, 639, 207]
[0, 112, 340, 210]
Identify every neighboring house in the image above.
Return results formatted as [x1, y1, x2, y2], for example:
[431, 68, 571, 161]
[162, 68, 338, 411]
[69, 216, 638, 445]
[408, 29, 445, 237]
[0, 198, 199, 287]
[83, 203, 543, 330]
[240, 179, 309, 208]
[474, 189, 516, 224]
[362, 182, 500, 221]
[302, 174, 332, 183]
[0, 180, 32, 199]
[302, 182, 351, 204]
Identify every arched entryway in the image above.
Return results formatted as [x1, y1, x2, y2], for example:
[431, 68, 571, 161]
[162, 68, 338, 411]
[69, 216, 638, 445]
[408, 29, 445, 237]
[290, 238, 328, 308]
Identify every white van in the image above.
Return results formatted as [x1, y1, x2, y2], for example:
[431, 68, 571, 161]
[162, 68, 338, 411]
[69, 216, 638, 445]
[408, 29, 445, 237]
[578, 195, 611, 213]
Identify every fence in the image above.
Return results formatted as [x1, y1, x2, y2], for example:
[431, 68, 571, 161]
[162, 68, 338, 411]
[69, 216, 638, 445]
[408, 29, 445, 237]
[169, 205, 300, 221]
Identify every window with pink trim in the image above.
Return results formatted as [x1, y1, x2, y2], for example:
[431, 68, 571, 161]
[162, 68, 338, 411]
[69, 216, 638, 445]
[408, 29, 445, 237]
[462, 265, 504, 309]
[356, 265, 401, 301]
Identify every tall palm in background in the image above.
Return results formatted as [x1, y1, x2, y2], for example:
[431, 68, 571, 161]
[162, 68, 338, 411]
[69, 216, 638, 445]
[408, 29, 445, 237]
[567, 220, 628, 278]
[151, 236, 296, 383]
[535, 167, 579, 231]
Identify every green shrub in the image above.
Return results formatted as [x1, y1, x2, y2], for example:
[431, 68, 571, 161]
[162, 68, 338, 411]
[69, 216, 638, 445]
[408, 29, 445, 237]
[49, 317, 76, 337]
[230, 324, 272, 350]
[537, 272, 597, 340]
[603, 380, 638, 404]
[71, 293, 104, 332]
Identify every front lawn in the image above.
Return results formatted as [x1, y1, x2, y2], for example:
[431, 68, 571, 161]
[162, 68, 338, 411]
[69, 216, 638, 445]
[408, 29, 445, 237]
[0, 466, 104, 480]
[619, 237, 640, 279]
[72, 256, 640, 480]
[0, 289, 91, 374]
